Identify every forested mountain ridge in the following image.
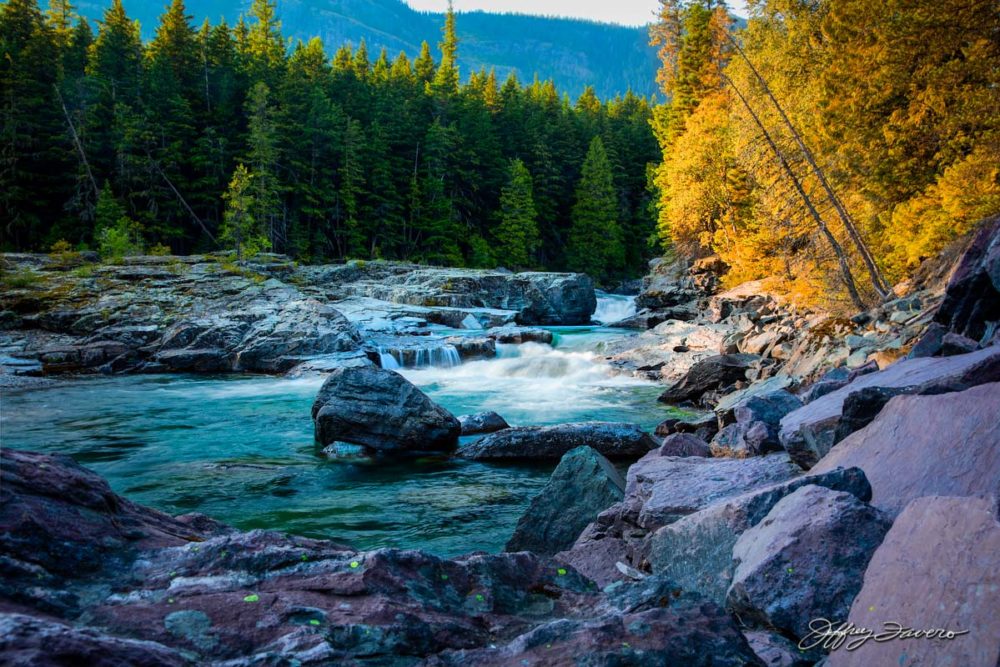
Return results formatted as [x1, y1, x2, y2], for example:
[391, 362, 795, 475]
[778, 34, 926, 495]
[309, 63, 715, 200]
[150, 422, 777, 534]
[0, 0, 660, 283]
[71, 0, 660, 99]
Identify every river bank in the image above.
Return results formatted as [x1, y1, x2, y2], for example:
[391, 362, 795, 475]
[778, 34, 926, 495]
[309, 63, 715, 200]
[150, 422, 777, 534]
[2, 217, 999, 665]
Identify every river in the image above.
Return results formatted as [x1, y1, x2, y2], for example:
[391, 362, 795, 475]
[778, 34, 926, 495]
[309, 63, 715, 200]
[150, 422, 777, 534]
[1, 301, 677, 556]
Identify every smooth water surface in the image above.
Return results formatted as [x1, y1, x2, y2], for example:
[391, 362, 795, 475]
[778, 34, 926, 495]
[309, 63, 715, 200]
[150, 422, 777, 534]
[0, 327, 673, 556]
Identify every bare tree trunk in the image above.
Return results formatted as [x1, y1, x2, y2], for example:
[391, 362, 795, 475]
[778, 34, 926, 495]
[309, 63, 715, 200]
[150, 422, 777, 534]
[54, 84, 99, 200]
[725, 34, 891, 300]
[724, 74, 866, 311]
[149, 157, 217, 244]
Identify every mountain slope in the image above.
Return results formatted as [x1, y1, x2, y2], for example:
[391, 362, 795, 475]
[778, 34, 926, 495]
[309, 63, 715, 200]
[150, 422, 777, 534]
[74, 0, 660, 99]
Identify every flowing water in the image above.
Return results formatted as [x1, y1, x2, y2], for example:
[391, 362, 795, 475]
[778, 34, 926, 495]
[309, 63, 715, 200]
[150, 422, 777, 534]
[591, 292, 637, 325]
[0, 324, 675, 556]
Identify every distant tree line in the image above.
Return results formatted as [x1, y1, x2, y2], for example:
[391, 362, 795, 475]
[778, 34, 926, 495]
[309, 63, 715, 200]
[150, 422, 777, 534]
[0, 0, 661, 282]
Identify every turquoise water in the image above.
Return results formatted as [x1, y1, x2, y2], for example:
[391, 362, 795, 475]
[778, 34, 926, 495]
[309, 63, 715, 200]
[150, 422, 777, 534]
[0, 327, 673, 556]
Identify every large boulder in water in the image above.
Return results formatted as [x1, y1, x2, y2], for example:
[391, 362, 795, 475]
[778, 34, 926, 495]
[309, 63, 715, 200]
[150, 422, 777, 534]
[726, 485, 891, 641]
[506, 446, 625, 555]
[810, 382, 1000, 517]
[457, 422, 656, 461]
[311, 366, 460, 454]
[458, 411, 510, 435]
[829, 496, 1000, 667]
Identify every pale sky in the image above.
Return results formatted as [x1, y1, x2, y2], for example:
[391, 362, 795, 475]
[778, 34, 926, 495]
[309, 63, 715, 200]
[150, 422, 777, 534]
[404, 0, 748, 26]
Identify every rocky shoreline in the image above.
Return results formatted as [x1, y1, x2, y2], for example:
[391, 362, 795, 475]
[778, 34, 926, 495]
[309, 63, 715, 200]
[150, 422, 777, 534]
[1, 216, 999, 665]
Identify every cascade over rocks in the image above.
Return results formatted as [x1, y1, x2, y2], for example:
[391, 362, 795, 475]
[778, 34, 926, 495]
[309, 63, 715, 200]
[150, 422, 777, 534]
[506, 446, 625, 555]
[457, 422, 657, 461]
[0, 255, 599, 381]
[312, 366, 461, 455]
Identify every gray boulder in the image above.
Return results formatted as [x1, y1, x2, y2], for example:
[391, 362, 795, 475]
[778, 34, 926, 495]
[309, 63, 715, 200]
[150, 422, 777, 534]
[646, 467, 871, 605]
[779, 345, 1000, 468]
[658, 354, 761, 405]
[711, 388, 803, 457]
[931, 213, 1000, 344]
[657, 433, 712, 457]
[458, 411, 510, 435]
[506, 446, 624, 555]
[726, 485, 891, 640]
[624, 453, 801, 531]
[311, 366, 460, 454]
[458, 422, 656, 461]
[829, 496, 1000, 667]
[485, 327, 554, 345]
[811, 382, 1000, 517]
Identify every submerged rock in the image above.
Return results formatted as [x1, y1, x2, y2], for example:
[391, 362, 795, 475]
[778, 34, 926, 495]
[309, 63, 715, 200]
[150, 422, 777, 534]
[311, 366, 460, 455]
[458, 422, 656, 461]
[457, 411, 510, 435]
[726, 485, 891, 641]
[506, 446, 625, 555]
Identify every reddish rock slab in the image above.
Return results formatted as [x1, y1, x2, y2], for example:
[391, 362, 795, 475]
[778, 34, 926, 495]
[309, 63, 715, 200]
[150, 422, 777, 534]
[624, 453, 800, 530]
[0, 613, 189, 667]
[779, 346, 1000, 468]
[828, 496, 1000, 667]
[657, 433, 712, 457]
[727, 486, 891, 641]
[810, 383, 1000, 517]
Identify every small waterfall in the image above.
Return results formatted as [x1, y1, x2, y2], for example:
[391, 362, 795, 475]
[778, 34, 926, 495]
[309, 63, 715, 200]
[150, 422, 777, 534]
[593, 292, 637, 325]
[378, 348, 401, 370]
[379, 344, 461, 369]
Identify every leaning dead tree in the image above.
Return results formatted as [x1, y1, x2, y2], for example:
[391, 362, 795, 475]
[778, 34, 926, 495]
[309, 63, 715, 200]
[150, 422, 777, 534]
[724, 73, 866, 311]
[725, 34, 891, 301]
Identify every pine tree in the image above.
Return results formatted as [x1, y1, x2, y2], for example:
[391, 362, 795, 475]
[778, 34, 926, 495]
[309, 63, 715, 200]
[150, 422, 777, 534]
[0, 0, 66, 247]
[247, 0, 285, 84]
[244, 82, 283, 250]
[221, 163, 267, 261]
[431, 1, 459, 97]
[413, 41, 435, 85]
[568, 136, 624, 283]
[495, 159, 539, 269]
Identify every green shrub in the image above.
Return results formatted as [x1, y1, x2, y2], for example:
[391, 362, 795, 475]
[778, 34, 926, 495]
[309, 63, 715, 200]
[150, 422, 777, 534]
[97, 217, 144, 263]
